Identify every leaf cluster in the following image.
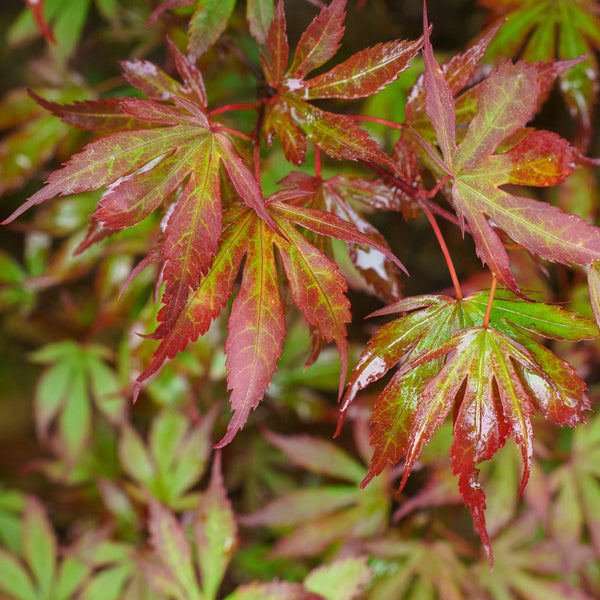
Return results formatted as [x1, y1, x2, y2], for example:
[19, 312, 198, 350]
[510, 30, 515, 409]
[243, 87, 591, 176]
[1, 0, 600, 592]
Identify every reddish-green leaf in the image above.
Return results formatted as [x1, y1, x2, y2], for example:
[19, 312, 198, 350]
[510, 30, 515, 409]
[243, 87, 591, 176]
[271, 199, 406, 275]
[262, 98, 306, 164]
[262, 0, 289, 84]
[28, 91, 145, 133]
[280, 171, 403, 302]
[135, 207, 253, 391]
[306, 37, 423, 100]
[418, 20, 600, 293]
[147, 499, 200, 598]
[121, 54, 204, 107]
[218, 220, 285, 447]
[274, 218, 350, 399]
[261, 0, 419, 165]
[283, 94, 395, 167]
[344, 288, 593, 562]
[160, 137, 222, 331]
[288, 0, 346, 78]
[340, 295, 472, 482]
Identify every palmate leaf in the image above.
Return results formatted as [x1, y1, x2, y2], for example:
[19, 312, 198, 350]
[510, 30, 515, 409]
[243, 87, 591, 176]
[241, 432, 390, 558]
[478, 0, 600, 151]
[261, 0, 421, 165]
[550, 410, 600, 557]
[364, 537, 474, 600]
[471, 514, 596, 600]
[3, 44, 275, 339]
[279, 171, 403, 302]
[0, 497, 91, 600]
[137, 192, 404, 446]
[31, 340, 124, 462]
[340, 290, 595, 563]
[118, 409, 213, 509]
[418, 14, 600, 295]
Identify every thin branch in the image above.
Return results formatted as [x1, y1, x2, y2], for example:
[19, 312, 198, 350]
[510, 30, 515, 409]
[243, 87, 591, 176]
[353, 114, 404, 131]
[314, 147, 322, 179]
[422, 203, 462, 300]
[483, 276, 498, 328]
[209, 102, 258, 117]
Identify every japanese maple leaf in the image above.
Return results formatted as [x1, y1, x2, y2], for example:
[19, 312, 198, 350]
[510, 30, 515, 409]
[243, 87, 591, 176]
[2, 41, 274, 335]
[260, 0, 422, 166]
[278, 171, 404, 303]
[477, 0, 600, 152]
[417, 13, 600, 295]
[136, 194, 405, 447]
[241, 431, 391, 558]
[340, 289, 597, 564]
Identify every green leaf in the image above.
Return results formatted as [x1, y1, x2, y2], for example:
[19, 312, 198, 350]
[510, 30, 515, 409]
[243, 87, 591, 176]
[0, 549, 37, 600]
[0, 490, 25, 554]
[53, 556, 90, 600]
[363, 538, 471, 600]
[195, 454, 238, 600]
[303, 557, 372, 600]
[22, 497, 57, 597]
[468, 290, 600, 340]
[119, 410, 212, 507]
[226, 581, 324, 600]
[187, 0, 236, 59]
[587, 260, 600, 329]
[265, 431, 365, 484]
[247, 0, 274, 45]
[79, 564, 130, 600]
[118, 425, 156, 489]
[31, 342, 118, 461]
[149, 411, 189, 482]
